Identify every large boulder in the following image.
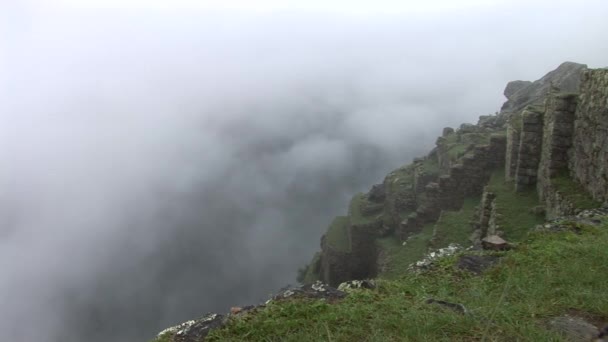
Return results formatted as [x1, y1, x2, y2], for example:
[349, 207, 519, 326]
[501, 62, 587, 114]
[504, 80, 532, 99]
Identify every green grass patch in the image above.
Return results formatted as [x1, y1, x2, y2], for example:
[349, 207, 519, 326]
[376, 223, 435, 279]
[325, 216, 351, 252]
[384, 165, 415, 195]
[349, 193, 383, 226]
[420, 157, 440, 176]
[431, 196, 480, 249]
[460, 132, 491, 145]
[552, 172, 602, 209]
[207, 217, 608, 341]
[446, 142, 468, 159]
[486, 169, 545, 241]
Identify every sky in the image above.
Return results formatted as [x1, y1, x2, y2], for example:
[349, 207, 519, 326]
[1, 1, 607, 341]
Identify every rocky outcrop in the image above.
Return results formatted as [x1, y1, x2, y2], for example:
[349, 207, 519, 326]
[501, 61, 587, 114]
[304, 62, 604, 290]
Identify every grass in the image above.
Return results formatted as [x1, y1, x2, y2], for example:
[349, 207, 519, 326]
[430, 196, 480, 249]
[384, 165, 415, 196]
[206, 217, 608, 341]
[446, 143, 468, 159]
[349, 193, 383, 226]
[486, 169, 546, 241]
[552, 172, 602, 209]
[420, 157, 440, 176]
[325, 216, 351, 252]
[460, 133, 491, 146]
[376, 223, 435, 280]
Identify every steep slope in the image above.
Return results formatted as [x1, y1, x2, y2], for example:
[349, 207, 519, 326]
[151, 62, 608, 342]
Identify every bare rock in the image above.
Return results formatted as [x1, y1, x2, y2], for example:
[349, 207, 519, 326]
[481, 235, 511, 251]
[504, 80, 532, 99]
[338, 279, 376, 292]
[501, 62, 587, 114]
[425, 298, 468, 315]
[548, 315, 599, 342]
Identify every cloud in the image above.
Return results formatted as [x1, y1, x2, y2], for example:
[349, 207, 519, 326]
[1, 2, 607, 341]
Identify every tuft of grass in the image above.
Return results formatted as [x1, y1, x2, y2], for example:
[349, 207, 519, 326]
[431, 196, 480, 249]
[149, 332, 173, 342]
[552, 172, 602, 209]
[486, 169, 545, 241]
[376, 223, 435, 279]
[325, 216, 351, 252]
[207, 217, 608, 341]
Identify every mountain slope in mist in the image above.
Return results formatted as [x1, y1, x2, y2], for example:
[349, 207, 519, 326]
[2, 2, 608, 342]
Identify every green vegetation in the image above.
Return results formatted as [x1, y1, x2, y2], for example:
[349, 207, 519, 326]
[376, 223, 435, 279]
[446, 142, 468, 159]
[420, 157, 439, 176]
[486, 169, 546, 241]
[206, 218, 608, 341]
[552, 172, 602, 209]
[349, 194, 382, 226]
[298, 252, 322, 284]
[460, 132, 491, 145]
[384, 165, 415, 196]
[152, 333, 172, 342]
[431, 196, 480, 249]
[325, 216, 351, 252]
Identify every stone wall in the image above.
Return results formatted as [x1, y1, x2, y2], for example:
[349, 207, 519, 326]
[537, 93, 578, 208]
[396, 134, 506, 240]
[319, 236, 352, 286]
[515, 107, 544, 191]
[478, 189, 496, 237]
[505, 124, 520, 181]
[318, 220, 378, 286]
[570, 68, 608, 202]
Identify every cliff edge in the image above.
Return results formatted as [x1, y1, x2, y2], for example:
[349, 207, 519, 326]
[151, 62, 608, 342]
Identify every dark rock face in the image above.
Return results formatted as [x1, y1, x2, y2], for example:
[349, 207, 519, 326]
[501, 62, 587, 114]
[456, 255, 500, 275]
[368, 183, 386, 202]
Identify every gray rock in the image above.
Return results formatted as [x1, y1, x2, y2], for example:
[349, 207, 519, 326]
[548, 315, 599, 342]
[425, 298, 468, 315]
[501, 62, 587, 114]
[504, 80, 532, 99]
[481, 235, 511, 251]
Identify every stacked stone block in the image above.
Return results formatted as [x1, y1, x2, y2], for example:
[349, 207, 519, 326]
[515, 108, 544, 191]
[570, 68, 608, 202]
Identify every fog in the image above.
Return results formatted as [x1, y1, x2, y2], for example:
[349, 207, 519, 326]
[1, 1, 607, 341]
